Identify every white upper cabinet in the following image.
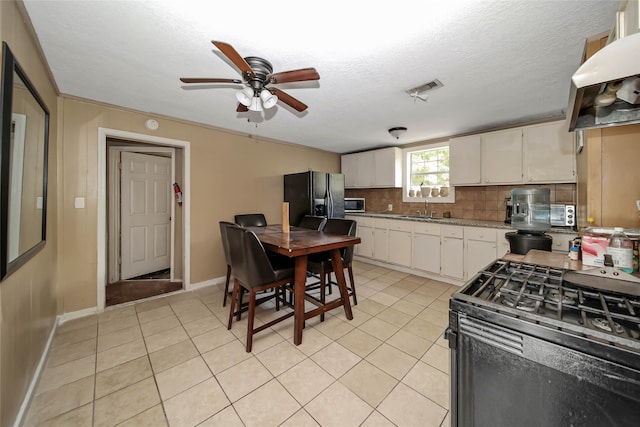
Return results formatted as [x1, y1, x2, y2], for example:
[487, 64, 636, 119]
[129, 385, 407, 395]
[342, 147, 402, 188]
[341, 154, 358, 188]
[614, 0, 639, 39]
[481, 128, 523, 184]
[449, 120, 574, 186]
[449, 134, 481, 185]
[356, 151, 375, 187]
[524, 121, 576, 183]
[374, 147, 402, 187]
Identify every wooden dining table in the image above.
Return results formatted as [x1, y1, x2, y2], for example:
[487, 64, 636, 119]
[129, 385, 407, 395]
[248, 225, 361, 345]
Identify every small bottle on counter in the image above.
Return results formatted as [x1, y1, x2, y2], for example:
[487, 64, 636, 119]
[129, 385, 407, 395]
[569, 244, 580, 261]
[607, 227, 634, 273]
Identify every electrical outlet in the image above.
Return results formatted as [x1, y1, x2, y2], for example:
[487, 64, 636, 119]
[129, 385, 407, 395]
[388, 204, 393, 211]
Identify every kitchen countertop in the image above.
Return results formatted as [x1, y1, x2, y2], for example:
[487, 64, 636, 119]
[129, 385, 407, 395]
[502, 249, 587, 270]
[346, 212, 579, 234]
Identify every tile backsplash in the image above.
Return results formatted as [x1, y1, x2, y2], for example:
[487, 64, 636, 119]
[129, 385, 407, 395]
[345, 184, 576, 222]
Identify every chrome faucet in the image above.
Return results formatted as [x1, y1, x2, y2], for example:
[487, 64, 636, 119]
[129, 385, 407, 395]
[424, 200, 429, 216]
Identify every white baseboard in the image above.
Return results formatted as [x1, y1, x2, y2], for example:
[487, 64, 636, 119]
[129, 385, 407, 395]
[352, 256, 464, 286]
[58, 306, 99, 324]
[186, 276, 226, 291]
[13, 318, 58, 427]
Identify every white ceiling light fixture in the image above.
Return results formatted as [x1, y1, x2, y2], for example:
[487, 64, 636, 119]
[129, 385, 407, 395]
[235, 87, 254, 107]
[260, 89, 278, 109]
[388, 127, 407, 139]
[248, 96, 263, 112]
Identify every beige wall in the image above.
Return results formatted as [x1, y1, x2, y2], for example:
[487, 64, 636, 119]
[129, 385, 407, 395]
[0, 1, 60, 426]
[59, 98, 340, 312]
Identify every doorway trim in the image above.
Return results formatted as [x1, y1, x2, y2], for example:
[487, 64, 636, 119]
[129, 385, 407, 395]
[98, 127, 191, 310]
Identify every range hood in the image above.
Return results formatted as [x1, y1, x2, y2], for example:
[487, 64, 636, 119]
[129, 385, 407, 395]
[567, 31, 640, 131]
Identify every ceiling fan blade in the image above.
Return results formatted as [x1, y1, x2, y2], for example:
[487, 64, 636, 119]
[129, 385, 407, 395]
[236, 103, 248, 112]
[270, 88, 308, 112]
[180, 77, 242, 84]
[211, 40, 255, 78]
[267, 68, 320, 84]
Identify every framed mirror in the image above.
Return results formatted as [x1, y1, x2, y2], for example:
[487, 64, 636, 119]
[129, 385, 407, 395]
[0, 42, 49, 281]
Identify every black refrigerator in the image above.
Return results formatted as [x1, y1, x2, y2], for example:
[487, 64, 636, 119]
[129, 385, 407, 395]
[284, 171, 345, 226]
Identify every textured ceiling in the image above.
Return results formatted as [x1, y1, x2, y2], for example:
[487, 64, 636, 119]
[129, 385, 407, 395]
[22, 0, 621, 153]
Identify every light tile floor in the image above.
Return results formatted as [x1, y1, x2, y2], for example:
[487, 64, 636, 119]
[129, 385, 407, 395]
[24, 261, 455, 427]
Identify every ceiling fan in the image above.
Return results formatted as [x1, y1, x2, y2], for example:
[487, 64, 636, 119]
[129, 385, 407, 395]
[180, 41, 320, 113]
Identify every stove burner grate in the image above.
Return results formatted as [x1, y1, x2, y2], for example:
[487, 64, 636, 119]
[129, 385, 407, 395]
[591, 317, 625, 334]
[461, 259, 640, 346]
[548, 289, 576, 306]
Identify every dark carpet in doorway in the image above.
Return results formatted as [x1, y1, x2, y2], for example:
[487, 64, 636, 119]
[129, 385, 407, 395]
[106, 279, 182, 306]
[129, 268, 171, 280]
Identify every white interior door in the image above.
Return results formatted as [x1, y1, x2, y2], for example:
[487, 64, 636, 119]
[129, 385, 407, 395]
[120, 152, 171, 279]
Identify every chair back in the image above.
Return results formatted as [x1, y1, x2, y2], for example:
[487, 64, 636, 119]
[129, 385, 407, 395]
[234, 213, 267, 227]
[297, 215, 327, 231]
[227, 226, 284, 288]
[219, 221, 236, 265]
[323, 218, 357, 264]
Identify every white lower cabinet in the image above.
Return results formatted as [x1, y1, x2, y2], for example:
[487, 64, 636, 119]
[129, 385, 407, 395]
[388, 220, 412, 267]
[464, 227, 498, 280]
[441, 226, 464, 280]
[348, 216, 578, 284]
[548, 232, 578, 253]
[357, 225, 374, 257]
[373, 225, 388, 261]
[348, 216, 374, 258]
[498, 230, 510, 257]
[413, 222, 442, 274]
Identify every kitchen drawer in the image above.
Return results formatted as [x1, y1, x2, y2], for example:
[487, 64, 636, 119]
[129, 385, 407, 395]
[442, 225, 464, 239]
[413, 222, 442, 236]
[354, 216, 374, 227]
[465, 227, 497, 242]
[387, 219, 412, 232]
[374, 218, 389, 228]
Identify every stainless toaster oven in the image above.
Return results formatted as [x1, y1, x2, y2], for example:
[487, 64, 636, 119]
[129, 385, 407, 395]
[550, 203, 576, 228]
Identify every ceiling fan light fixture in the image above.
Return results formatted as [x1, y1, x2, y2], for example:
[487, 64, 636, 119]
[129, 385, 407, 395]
[388, 127, 407, 139]
[260, 90, 278, 109]
[236, 87, 254, 107]
[248, 96, 263, 112]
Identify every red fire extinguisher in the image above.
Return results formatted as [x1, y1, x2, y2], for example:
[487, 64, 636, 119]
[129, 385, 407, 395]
[173, 183, 183, 206]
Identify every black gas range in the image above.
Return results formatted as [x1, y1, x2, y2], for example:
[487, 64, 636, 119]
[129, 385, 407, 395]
[447, 258, 640, 427]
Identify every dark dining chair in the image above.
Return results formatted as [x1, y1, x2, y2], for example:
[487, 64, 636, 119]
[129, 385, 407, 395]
[305, 218, 358, 320]
[234, 213, 267, 227]
[226, 226, 295, 352]
[218, 221, 236, 307]
[297, 215, 327, 231]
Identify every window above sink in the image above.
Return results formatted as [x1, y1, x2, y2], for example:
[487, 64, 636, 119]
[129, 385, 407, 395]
[402, 141, 455, 203]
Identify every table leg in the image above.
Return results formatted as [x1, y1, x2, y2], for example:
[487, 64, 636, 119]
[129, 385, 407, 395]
[294, 255, 308, 345]
[330, 249, 353, 320]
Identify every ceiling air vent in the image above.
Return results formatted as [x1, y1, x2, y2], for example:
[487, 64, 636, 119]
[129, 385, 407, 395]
[405, 79, 444, 102]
